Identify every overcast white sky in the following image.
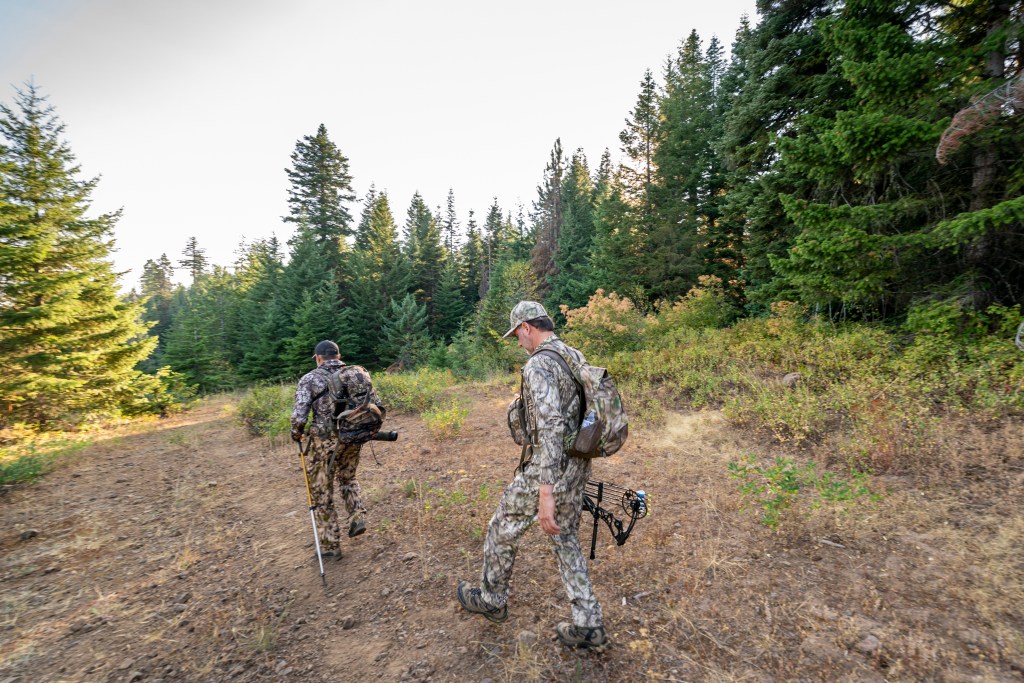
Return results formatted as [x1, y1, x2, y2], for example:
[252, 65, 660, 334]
[1, 0, 758, 289]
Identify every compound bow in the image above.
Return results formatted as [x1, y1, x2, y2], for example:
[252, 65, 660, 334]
[582, 480, 649, 559]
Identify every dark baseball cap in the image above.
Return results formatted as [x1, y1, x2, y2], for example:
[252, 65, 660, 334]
[313, 340, 340, 358]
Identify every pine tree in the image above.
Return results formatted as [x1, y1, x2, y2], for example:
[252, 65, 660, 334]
[548, 149, 597, 311]
[766, 0, 1024, 315]
[477, 259, 541, 345]
[442, 188, 459, 256]
[161, 268, 237, 391]
[178, 236, 208, 284]
[711, 16, 755, 302]
[431, 258, 467, 343]
[529, 139, 564, 296]
[272, 222, 339, 370]
[280, 284, 358, 378]
[619, 70, 661, 235]
[721, 0, 847, 309]
[0, 84, 157, 426]
[590, 171, 645, 303]
[645, 30, 725, 301]
[399, 192, 445, 330]
[283, 123, 355, 270]
[377, 293, 430, 368]
[460, 210, 484, 309]
[344, 192, 411, 366]
[233, 237, 287, 380]
[138, 253, 176, 372]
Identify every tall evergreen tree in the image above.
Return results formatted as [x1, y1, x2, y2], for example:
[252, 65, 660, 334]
[442, 188, 459, 256]
[529, 139, 565, 296]
[178, 236, 208, 285]
[344, 192, 411, 366]
[548, 149, 597, 310]
[283, 123, 355, 270]
[461, 210, 484, 308]
[233, 237, 288, 380]
[768, 0, 1024, 315]
[377, 293, 430, 368]
[590, 170, 645, 302]
[0, 84, 157, 426]
[161, 268, 237, 391]
[138, 253, 176, 372]
[712, 16, 755, 301]
[721, 0, 847, 309]
[404, 192, 446, 328]
[619, 70, 661, 235]
[430, 257, 467, 343]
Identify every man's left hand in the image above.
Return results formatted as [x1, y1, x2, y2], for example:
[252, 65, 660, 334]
[538, 485, 560, 535]
[291, 427, 303, 443]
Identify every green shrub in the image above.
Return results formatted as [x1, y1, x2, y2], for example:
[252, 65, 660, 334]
[374, 368, 455, 413]
[647, 275, 740, 339]
[0, 437, 90, 485]
[560, 289, 647, 359]
[237, 385, 292, 438]
[728, 454, 877, 528]
[422, 400, 469, 440]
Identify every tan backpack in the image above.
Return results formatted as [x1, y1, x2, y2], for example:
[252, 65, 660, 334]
[504, 347, 628, 459]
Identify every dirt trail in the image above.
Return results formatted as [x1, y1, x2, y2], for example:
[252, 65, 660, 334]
[2, 387, 1022, 682]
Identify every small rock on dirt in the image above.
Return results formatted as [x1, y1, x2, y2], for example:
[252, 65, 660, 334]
[402, 552, 418, 562]
[854, 634, 881, 655]
[339, 616, 357, 630]
[517, 630, 538, 648]
[19, 529, 39, 540]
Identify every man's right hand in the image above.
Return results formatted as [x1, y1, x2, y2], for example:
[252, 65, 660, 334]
[291, 427, 304, 443]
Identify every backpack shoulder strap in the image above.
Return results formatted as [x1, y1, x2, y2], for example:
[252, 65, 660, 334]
[533, 348, 585, 428]
[311, 366, 333, 403]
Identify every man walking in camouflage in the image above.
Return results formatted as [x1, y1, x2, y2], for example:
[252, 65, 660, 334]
[291, 340, 368, 561]
[457, 302, 607, 651]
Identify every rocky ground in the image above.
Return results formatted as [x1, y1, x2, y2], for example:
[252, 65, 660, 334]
[2, 385, 1022, 682]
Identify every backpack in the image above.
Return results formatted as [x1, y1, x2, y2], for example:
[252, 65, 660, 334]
[314, 365, 386, 444]
[533, 347, 629, 459]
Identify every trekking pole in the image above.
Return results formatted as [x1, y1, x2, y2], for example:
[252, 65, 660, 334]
[297, 439, 327, 586]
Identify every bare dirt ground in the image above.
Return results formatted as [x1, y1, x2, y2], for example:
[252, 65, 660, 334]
[2, 384, 1023, 682]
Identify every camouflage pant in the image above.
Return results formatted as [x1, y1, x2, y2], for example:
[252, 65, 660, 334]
[305, 435, 366, 552]
[479, 466, 603, 628]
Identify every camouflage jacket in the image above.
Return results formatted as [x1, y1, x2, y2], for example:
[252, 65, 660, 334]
[291, 359, 344, 438]
[522, 335, 589, 492]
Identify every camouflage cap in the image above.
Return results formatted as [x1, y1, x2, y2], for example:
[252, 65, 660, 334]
[502, 301, 550, 338]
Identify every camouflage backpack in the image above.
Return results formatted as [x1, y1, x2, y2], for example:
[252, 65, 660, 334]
[535, 348, 629, 459]
[314, 364, 386, 444]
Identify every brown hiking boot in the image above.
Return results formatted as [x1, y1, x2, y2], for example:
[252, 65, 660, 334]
[456, 580, 508, 623]
[555, 622, 608, 652]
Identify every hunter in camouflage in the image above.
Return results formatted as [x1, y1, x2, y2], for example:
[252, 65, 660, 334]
[457, 302, 607, 651]
[291, 340, 368, 559]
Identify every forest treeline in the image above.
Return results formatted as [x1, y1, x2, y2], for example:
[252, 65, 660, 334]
[2, 0, 1022, 429]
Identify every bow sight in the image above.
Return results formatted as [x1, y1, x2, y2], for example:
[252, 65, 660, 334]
[582, 480, 649, 559]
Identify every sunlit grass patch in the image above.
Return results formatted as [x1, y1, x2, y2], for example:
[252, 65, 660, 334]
[422, 400, 469, 439]
[0, 436, 91, 485]
[374, 368, 457, 413]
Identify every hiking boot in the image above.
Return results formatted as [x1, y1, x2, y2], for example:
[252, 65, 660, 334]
[348, 515, 366, 538]
[456, 580, 508, 623]
[315, 549, 342, 562]
[555, 623, 608, 652]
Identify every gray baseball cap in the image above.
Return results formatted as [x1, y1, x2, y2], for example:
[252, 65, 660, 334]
[502, 301, 550, 338]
